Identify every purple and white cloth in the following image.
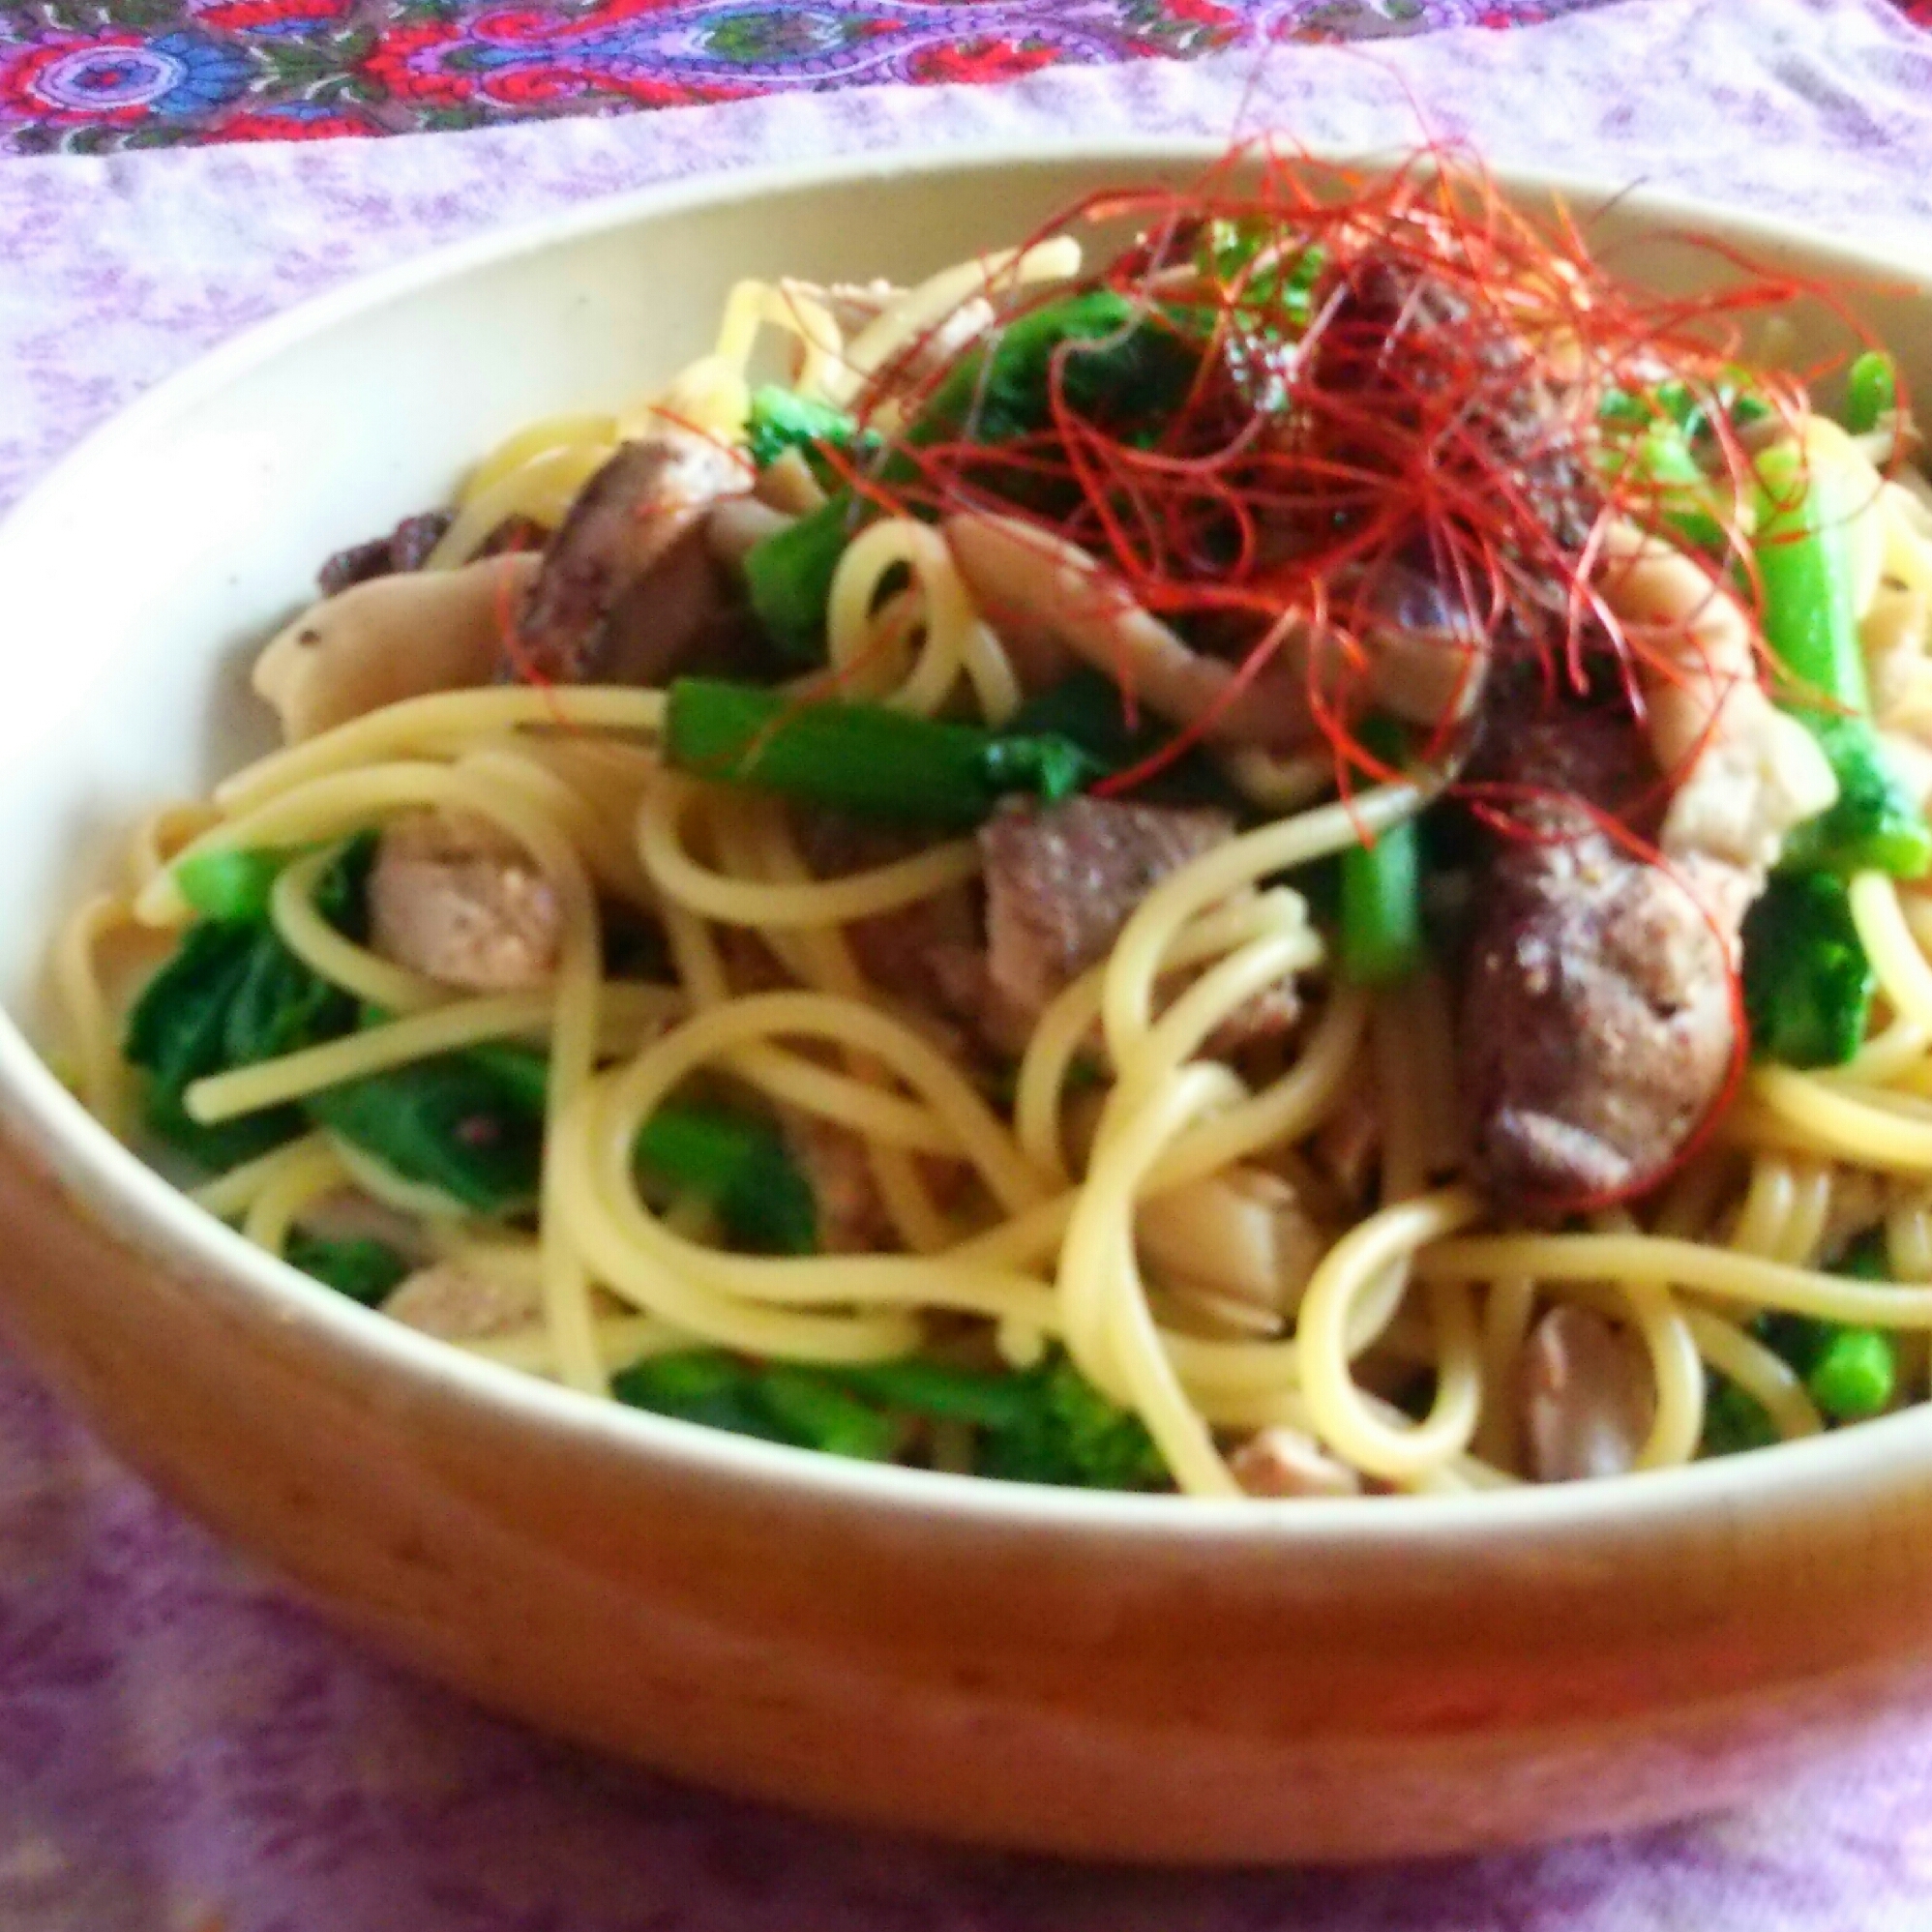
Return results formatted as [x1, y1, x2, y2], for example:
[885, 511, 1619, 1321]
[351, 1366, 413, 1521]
[7, 2, 1932, 1923]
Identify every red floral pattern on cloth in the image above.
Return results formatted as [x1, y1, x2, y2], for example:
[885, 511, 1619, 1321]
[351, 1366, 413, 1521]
[0, 0, 1610, 152]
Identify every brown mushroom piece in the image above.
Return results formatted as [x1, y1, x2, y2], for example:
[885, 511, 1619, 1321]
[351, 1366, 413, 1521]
[1519, 1304, 1654, 1483]
[1230, 1427, 1362, 1499]
[1138, 1168, 1325, 1317]
[253, 551, 540, 744]
[510, 430, 750, 685]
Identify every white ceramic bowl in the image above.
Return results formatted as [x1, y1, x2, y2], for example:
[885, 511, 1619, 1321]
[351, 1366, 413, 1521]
[4, 143, 1932, 1865]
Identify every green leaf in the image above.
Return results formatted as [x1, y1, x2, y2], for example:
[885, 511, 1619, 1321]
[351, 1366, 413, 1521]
[635, 1103, 817, 1256]
[665, 676, 1107, 828]
[283, 1232, 413, 1307]
[609, 1346, 1170, 1488]
[305, 1055, 545, 1215]
[1845, 351, 1898, 436]
[1002, 667, 1236, 810]
[611, 1351, 892, 1460]
[124, 922, 310, 1170]
[1701, 1377, 1779, 1458]
[122, 837, 376, 1173]
[974, 1352, 1169, 1490]
[1778, 715, 1932, 880]
[745, 386, 876, 483]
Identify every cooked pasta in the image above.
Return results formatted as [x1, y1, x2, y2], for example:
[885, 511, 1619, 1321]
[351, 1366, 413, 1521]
[50, 151, 1932, 1499]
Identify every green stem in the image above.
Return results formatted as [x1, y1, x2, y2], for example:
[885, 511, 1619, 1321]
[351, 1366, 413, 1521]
[1338, 719, 1423, 986]
[665, 677, 1101, 828]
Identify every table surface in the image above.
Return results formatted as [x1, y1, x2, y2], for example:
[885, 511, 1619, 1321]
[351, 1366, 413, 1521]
[8, 1, 1932, 1925]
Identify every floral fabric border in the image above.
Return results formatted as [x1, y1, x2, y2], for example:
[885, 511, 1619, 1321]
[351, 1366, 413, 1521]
[0, 0, 1615, 153]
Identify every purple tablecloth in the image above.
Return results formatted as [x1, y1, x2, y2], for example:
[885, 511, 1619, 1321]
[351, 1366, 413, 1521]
[9, 2, 1932, 1923]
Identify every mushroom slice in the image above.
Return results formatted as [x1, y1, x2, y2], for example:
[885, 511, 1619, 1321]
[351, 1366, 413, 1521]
[1519, 1304, 1654, 1483]
[253, 552, 538, 744]
[1230, 1427, 1362, 1499]
[512, 430, 749, 685]
[1138, 1168, 1324, 1316]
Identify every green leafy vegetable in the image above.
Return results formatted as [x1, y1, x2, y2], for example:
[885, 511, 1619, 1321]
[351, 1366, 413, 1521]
[1601, 414, 1729, 554]
[613, 1351, 808, 1446]
[1003, 667, 1237, 810]
[124, 922, 312, 1168]
[741, 290, 1206, 660]
[908, 287, 1202, 460]
[1740, 872, 1875, 1069]
[1754, 1233, 1897, 1424]
[612, 1346, 1169, 1488]
[1753, 439, 1932, 878]
[448, 1047, 818, 1253]
[635, 1102, 817, 1256]
[612, 1351, 896, 1460]
[174, 847, 289, 924]
[283, 1230, 412, 1306]
[664, 676, 1105, 828]
[1838, 1228, 1890, 1280]
[758, 1366, 899, 1461]
[461, 1037, 551, 1114]
[1702, 1377, 1779, 1458]
[741, 493, 859, 664]
[1776, 714, 1932, 879]
[1195, 221, 1325, 331]
[836, 1356, 1045, 1429]
[975, 1352, 1168, 1489]
[745, 385, 877, 488]
[1807, 1327, 1896, 1420]
[305, 1054, 546, 1214]
[123, 837, 374, 1169]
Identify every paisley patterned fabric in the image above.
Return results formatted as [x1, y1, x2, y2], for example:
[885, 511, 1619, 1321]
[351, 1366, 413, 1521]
[7, 0, 1932, 1924]
[0, 0, 1608, 152]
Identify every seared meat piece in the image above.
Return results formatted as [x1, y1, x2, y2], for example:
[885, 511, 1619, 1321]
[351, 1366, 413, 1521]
[790, 816, 984, 1029]
[1461, 706, 1742, 1209]
[369, 810, 561, 993]
[1308, 256, 1600, 561]
[1519, 1305, 1653, 1482]
[511, 431, 748, 685]
[318, 511, 455, 598]
[981, 796, 1232, 1021]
